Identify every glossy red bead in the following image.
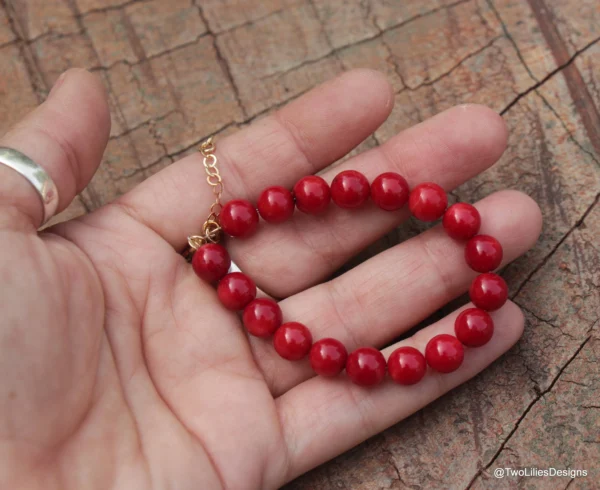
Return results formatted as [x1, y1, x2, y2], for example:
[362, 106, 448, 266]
[370, 172, 410, 211]
[425, 334, 464, 373]
[242, 298, 282, 338]
[454, 308, 494, 347]
[191, 244, 231, 283]
[273, 322, 313, 360]
[309, 338, 348, 377]
[408, 182, 448, 221]
[220, 199, 259, 238]
[293, 176, 331, 214]
[346, 347, 386, 386]
[469, 273, 508, 311]
[217, 272, 256, 310]
[388, 346, 427, 385]
[465, 235, 503, 272]
[257, 186, 295, 223]
[330, 170, 370, 209]
[442, 203, 481, 240]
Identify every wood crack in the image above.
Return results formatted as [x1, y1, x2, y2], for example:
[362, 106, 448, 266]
[401, 35, 504, 91]
[240, 0, 474, 86]
[487, 0, 538, 82]
[465, 335, 593, 489]
[527, 0, 600, 159]
[535, 91, 600, 166]
[91, 32, 211, 72]
[499, 35, 600, 116]
[195, 2, 248, 119]
[512, 193, 600, 299]
[3, 0, 49, 100]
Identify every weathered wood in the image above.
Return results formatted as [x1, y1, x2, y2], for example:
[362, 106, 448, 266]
[0, 0, 598, 487]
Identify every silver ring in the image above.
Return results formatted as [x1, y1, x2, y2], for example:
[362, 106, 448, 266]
[0, 147, 59, 226]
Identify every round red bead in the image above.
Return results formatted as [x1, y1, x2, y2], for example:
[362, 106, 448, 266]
[293, 176, 331, 214]
[242, 298, 282, 338]
[257, 186, 295, 223]
[220, 199, 259, 238]
[273, 322, 313, 360]
[346, 347, 386, 386]
[309, 338, 348, 377]
[443, 203, 481, 240]
[370, 172, 410, 211]
[217, 272, 256, 310]
[330, 170, 370, 209]
[454, 308, 494, 347]
[408, 182, 447, 221]
[425, 334, 464, 373]
[469, 273, 508, 311]
[465, 235, 503, 272]
[191, 243, 231, 283]
[388, 346, 427, 385]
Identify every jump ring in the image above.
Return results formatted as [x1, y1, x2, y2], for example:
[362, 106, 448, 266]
[203, 154, 218, 168]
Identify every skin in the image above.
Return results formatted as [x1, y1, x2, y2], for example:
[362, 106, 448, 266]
[0, 68, 542, 489]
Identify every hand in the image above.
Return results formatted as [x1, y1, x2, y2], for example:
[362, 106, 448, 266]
[0, 69, 541, 489]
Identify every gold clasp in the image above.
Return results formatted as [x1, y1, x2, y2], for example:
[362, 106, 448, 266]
[184, 137, 225, 259]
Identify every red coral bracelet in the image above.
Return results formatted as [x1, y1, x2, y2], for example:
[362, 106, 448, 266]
[187, 138, 508, 387]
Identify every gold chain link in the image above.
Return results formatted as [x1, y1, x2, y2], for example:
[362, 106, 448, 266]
[185, 137, 224, 256]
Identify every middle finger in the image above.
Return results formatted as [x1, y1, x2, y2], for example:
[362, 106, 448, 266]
[229, 104, 508, 297]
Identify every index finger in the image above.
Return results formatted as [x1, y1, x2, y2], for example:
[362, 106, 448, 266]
[110, 69, 394, 247]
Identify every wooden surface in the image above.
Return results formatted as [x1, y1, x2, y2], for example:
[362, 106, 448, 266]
[1, 0, 599, 488]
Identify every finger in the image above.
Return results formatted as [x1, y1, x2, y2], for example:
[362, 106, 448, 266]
[0, 69, 110, 230]
[255, 190, 541, 395]
[276, 301, 524, 482]
[112, 69, 394, 244]
[230, 104, 508, 296]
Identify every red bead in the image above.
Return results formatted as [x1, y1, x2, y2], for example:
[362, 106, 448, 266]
[242, 298, 282, 338]
[273, 322, 313, 360]
[330, 170, 370, 209]
[257, 186, 295, 223]
[217, 272, 256, 310]
[443, 203, 481, 240]
[346, 347, 386, 386]
[408, 182, 447, 221]
[454, 308, 494, 347]
[293, 176, 331, 214]
[309, 338, 348, 377]
[465, 235, 503, 272]
[191, 244, 231, 283]
[220, 199, 259, 238]
[388, 346, 427, 385]
[425, 334, 464, 373]
[469, 273, 508, 311]
[370, 172, 410, 211]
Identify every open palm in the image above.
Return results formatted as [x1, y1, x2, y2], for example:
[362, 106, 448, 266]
[0, 69, 541, 489]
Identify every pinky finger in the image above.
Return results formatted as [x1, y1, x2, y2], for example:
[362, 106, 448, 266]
[276, 301, 524, 483]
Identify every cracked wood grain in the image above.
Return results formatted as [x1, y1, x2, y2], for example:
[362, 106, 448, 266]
[528, 0, 600, 159]
[2, 1, 50, 101]
[499, 35, 600, 116]
[467, 336, 592, 488]
[1, 2, 599, 488]
[196, 4, 248, 119]
[470, 330, 600, 488]
[90, 32, 211, 73]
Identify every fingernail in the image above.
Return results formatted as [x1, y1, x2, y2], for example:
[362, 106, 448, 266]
[48, 72, 66, 99]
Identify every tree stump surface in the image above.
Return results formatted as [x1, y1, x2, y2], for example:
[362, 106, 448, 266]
[1, 1, 598, 488]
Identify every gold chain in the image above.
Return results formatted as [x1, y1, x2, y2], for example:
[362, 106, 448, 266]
[186, 137, 224, 254]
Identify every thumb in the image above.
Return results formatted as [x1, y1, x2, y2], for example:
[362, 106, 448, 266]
[0, 68, 110, 230]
